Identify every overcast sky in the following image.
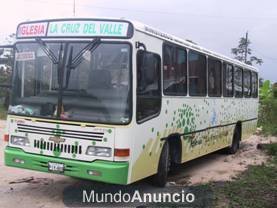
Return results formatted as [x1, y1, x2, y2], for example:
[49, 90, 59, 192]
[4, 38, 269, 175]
[0, 0, 276, 82]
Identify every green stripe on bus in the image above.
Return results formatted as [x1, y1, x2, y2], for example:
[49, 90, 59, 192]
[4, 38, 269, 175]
[5, 146, 129, 185]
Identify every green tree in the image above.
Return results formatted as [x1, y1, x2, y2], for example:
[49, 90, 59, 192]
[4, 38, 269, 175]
[0, 33, 15, 109]
[4, 33, 15, 45]
[231, 32, 263, 66]
[258, 80, 277, 135]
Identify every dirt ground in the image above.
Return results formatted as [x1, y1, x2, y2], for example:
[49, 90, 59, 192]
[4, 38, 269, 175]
[169, 134, 277, 185]
[0, 120, 276, 208]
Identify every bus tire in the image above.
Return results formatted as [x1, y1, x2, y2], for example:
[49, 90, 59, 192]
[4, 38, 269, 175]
[226, 126, 240, 154]
[151, 141, 170, 187]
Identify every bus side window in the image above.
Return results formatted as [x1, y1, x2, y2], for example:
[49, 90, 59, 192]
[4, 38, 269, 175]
[208, 58, 221, 97]
[163, 43, 187, 95]
[163, 44, 173, 71]
[234, 66, 243, 98]
[137, 50, 161, 122]
[251, 71, 258, 98]
[243, 69, 252, 97]
[188, 50, 207, 96]
[223, 63, 234, 97]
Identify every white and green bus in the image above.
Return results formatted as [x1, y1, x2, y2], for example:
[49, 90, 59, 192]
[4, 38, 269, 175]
[3, 18, 258, 187]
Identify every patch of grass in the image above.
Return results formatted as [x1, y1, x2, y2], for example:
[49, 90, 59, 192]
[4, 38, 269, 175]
[211, 143, 277, 208]
[0, 104, 7, 120]
[263, 143, 277, 157]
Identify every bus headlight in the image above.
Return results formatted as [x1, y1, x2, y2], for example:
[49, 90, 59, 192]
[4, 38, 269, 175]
[10, 136, 30, 146]
[86, 146, 111, 157]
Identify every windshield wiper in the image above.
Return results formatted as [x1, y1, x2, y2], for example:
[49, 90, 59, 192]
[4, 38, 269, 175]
[67, 38, 100, 69]
[35, 38, 67, 118]
[65, 38, 101, 88]
[35, 38, 59, 64]
[56, 43, 68, 118]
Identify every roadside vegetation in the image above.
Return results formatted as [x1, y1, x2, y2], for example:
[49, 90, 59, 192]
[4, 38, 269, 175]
[0, 103, 6, 119]
[258, 80, 277, 135]
[211, 83, 277, 207]
[209, 80, 277, 207]
[211, 142, 277, 208]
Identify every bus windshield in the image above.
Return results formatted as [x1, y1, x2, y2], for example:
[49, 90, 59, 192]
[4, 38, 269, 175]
[9, 41, 132, 124]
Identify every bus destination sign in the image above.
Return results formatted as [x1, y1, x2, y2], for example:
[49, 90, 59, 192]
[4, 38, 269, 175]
[17, 20, 131, 38]
[17, 22, 48, 38]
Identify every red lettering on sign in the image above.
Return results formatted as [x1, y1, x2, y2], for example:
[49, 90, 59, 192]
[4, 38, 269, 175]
[17, 23, 47, 37]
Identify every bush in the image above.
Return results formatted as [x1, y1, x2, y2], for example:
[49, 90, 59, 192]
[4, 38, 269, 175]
[264, 143, 277, 156]
[273, 83, 277, 98]
[258, 81, 277, 135]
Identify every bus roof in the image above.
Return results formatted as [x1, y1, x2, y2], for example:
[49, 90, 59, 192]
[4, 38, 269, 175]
[131, 20, 258, 72]
[16, 17, 258, 72]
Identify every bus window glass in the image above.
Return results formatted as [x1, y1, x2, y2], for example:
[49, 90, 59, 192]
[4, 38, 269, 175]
[163, 44, 187, 95]
[188, 51, 206, 96]
[223, 63, 233, 97]
[10, 42, 132, 124]
[137, 50, 161, 122]
[163, 44, 173, 68]
[252, 72, 258, 98]
[243, 69, 251, 97]
[234, 66, 243, 97]
[208, 58, 221, 97]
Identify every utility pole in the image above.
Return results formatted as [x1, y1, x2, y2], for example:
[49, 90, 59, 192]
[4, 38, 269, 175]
[73, 0, 76, 17]
[244, 31, 248, 63]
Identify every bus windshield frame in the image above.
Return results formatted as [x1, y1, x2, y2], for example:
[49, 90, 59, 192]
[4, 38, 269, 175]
[9, 40, 133, 125]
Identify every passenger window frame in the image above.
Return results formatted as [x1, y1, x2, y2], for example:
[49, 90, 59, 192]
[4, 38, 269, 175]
[243, 69, 252, 98]
[223, 62, 234, 97]
[136, 49, 162, 124]
[234, 66, 243, 98]
[188, 50, 207, 97]
[162, 43, 187, 96]
[208, 57, 222, 97]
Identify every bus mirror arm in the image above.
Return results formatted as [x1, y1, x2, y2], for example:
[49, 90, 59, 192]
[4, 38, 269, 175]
[136, 41, 146, 51]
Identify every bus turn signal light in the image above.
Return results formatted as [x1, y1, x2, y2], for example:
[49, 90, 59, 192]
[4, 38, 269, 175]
[114, 148, 130, 157]
[4, 134, 9, 142]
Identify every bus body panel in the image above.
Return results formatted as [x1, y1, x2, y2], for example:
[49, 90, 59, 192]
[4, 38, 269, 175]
[128, 97, 258, 183]
[127, 30, 258, 184]
[6, 116, 116, 162]
[5, 146, 129, 185]
[128, 31, 165, 182]
[4, 18, 259, 185]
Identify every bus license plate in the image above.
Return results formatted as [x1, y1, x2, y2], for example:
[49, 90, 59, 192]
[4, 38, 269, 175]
[48, 162, 64, 173]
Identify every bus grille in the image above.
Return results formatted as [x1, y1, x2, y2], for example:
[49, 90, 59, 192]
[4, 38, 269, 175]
[34, 139, 82, 154]
[17, 123, 104, 141]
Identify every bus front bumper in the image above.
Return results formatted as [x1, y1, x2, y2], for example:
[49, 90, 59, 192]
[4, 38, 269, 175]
[4, 146, 129, 185]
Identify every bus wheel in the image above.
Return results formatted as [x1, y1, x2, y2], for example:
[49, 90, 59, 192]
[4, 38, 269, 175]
[151, 141, 170, 187]
[226, 126, 240, 154]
